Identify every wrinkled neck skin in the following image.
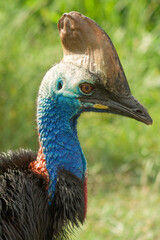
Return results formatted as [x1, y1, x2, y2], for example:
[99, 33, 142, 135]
[37, 95, 86, 199]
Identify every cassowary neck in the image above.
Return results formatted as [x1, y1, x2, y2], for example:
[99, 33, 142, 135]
[35, 96, 86, 198]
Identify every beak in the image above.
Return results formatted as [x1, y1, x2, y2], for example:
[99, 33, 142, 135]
[58, 12, 152, 125]
[80, 90, 152, 125]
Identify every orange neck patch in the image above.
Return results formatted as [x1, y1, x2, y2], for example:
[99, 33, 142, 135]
[29, 145, 49, 182]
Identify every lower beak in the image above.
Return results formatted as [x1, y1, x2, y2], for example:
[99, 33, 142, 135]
[81, 94, 152, 125]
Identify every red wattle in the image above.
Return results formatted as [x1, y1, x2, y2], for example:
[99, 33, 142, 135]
[29, 145, 49, 183]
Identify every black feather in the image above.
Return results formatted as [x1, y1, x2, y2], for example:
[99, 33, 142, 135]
[49, 169, 85, 240]
[0, 149, 37, 174]
[0, 150, 85, 240]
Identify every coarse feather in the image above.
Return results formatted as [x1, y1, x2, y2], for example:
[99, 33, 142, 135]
[0, 150, 85, 240]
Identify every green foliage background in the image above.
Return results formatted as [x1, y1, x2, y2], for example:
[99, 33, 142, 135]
[0, 0, 160, 239]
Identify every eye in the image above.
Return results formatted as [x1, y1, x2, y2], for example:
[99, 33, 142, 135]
[79, 83, 94, 94]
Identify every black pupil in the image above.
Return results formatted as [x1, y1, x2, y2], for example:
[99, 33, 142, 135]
[85, 85, 90, 91]
[80, 83, 93, 94]
[58, 81, 62, 90]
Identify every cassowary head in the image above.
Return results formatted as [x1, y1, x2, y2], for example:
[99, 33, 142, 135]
[34, 12, 153, 233]
[39, 11, 152, 125]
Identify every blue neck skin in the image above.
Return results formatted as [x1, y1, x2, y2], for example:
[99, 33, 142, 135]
[37, 95, 86, 199]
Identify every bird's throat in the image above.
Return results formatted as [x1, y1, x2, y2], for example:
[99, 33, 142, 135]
[35, 97, 86, 199]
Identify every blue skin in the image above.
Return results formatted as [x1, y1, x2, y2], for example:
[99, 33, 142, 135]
[37, 61, 151, 199]
[37, 64, 95, 199]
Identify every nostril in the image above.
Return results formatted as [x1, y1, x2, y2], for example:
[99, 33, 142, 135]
[136, 109, 143, 114]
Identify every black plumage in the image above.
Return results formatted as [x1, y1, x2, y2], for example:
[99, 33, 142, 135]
[0, 150, 85, 240]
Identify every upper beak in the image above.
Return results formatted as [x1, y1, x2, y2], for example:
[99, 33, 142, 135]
[101, 94, 153, 125]
[80, 92, 152, 125]
[58, 12, 152, 125]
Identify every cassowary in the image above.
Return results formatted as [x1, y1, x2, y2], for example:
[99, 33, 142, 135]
[0, 12, 152, 240]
